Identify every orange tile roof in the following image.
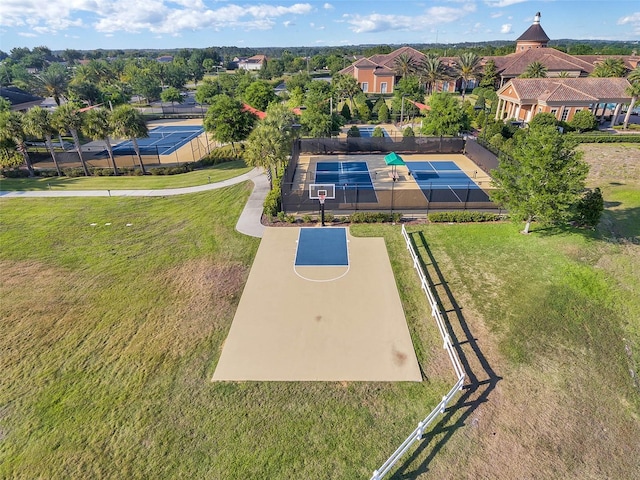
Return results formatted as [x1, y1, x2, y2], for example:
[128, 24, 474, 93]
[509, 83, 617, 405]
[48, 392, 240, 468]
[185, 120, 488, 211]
[502, 78, 632, 104]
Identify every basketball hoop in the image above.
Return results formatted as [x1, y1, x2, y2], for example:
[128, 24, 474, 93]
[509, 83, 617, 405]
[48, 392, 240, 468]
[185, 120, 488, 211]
[319, 193, 326, 205]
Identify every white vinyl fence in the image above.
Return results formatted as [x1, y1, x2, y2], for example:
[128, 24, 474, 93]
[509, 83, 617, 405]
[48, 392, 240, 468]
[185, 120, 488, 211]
[370, 225, 466, 480]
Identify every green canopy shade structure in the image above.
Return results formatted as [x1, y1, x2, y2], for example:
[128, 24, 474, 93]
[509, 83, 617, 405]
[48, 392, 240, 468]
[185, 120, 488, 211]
[384, 152, 405, 166]
[384, 152, 405, 180]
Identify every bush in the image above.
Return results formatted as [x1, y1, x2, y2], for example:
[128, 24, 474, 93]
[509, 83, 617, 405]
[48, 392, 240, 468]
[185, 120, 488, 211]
[349, 212, 402, 223]
[403, 126, 415, 137]
[63, 168, 87, 177]
[573, 187, 604, 228]
[428, 211, 503, 223]
[1, 168, 30, 178]
[263, 186, 281, 217]
[569, 110, 598, 133]
[302, 214, 313, 223]
[346, 126, 361, 137]
[566, 134, 640, 144]
[372, 126, 384, 138]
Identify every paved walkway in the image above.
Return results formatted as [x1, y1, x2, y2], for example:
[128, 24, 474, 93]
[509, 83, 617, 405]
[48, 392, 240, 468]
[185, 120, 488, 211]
[0, 168, 270, 238]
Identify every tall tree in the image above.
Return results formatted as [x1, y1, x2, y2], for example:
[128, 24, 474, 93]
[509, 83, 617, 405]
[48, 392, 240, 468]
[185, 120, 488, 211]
[421, 92, 468, 136]
[590, 57, 627, 78]
[418, 54, 448, 94]
[52, 103, 90, 176]
[37, 63, 69, 106]
[244, 123, 286, 190]
[393, 53, 418, 79]
[82, 107, 119, 175]
[520, 61, 548, 78]
[332, 73, 361, 112]
[203, 94, 256, 153]
[479, 59, 498, 89]
[23, 106, 62, 176]
[243, 80, 277, 112]
[0, 110, 35, 176]
[109, 104, 149, 174]
[622, 67, 640, 129]
[491, 125, 589, 234]
[455, 52, 482, 100]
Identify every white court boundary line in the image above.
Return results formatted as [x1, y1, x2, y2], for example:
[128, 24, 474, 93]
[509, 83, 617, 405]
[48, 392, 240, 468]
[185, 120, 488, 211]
[293, 227, 350, 282]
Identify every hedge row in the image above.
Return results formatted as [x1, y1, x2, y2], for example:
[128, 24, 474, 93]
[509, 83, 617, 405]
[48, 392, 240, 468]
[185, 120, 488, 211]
[428, 211, 504, 223]
[567, 134, 640, 144]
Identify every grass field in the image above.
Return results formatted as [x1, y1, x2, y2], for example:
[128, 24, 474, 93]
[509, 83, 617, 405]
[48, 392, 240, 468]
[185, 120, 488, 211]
[0, 160, 251, 191]
[1, 145, 639, 479]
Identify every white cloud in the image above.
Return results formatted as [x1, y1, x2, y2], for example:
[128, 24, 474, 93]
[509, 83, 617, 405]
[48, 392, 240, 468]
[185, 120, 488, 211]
[484, 0, 528, 7]
[283, 20, 293, 27]
[323, 3, 333, 9]
[18, 32, 38, 37]
[617, 11, 640, 29]
[0, 1, 314, 36]
[345, 3, 476, 34]
[500, 23, 512, 34]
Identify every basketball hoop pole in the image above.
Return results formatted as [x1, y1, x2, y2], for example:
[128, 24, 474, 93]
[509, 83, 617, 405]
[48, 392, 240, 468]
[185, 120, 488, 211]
[319, 194, 326, 226]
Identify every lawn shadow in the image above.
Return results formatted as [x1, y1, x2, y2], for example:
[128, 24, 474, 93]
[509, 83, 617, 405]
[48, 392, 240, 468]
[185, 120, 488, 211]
[390, 231, 501, 479]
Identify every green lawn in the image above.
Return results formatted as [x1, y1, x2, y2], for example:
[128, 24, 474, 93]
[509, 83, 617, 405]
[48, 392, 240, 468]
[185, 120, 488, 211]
[1, 158, 639, 478]
[0, 160, 252, 191]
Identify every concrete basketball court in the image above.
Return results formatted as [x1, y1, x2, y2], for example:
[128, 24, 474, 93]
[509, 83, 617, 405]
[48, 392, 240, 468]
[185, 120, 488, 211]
[212, 227, 422, 382]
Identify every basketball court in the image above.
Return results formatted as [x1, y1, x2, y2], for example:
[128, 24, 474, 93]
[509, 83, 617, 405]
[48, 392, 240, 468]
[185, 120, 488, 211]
[212, 227, 422, 382]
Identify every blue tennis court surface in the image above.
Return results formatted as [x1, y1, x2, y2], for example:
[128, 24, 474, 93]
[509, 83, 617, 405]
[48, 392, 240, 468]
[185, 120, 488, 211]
[295, 228, 349, 266]
[357, 126, 390, 138]
[112, 125, 204, 156]
[315, 161, 377, 203]
[407, 161, 490, 202]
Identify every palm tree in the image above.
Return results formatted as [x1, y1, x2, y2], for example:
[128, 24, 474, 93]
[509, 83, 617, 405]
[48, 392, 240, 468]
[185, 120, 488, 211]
[37, 64, 69, 106]
[521, 61, 548, 78]
[418, 54, 448, 94]
[244, 123, 286, 190]
[52, 103, 90, 176]
[393, 53, 418, 80]
[110, 104, 148, 175]
[0, 111, 35, 176]
[455, 52, 482, 100]
[23, 106, 62, 176]
[591, 57, 627, 78]
[333, 73, 361, 113]
[622, 67, 640, 129]
[557, 71, 571, 78]
[82, 108, 119, 175]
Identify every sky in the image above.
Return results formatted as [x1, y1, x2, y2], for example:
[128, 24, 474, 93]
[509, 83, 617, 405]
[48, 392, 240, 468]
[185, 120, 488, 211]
[1, 0, 639, 52]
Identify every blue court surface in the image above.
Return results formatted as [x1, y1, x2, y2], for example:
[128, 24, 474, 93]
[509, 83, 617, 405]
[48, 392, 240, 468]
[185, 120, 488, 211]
[406, 161, 490, 202]
[112, 125, 204, 156]
[295, 228, 349, 266]
[357, 126, 390, 138]
[315, 161, 377, 204]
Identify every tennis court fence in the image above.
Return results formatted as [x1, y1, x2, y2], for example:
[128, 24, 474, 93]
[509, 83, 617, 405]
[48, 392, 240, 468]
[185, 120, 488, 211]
[369, 225, 466, 480]
[28, 134, 214, 173]
[281, 181, 498, 213]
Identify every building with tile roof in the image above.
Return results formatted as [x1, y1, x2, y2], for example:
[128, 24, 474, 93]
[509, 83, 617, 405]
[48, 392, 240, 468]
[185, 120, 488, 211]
[338, 12, 638, 108]
[496, 77, 632, 126]
[238, 55, 267, 71]
[515, 12, 550, 52]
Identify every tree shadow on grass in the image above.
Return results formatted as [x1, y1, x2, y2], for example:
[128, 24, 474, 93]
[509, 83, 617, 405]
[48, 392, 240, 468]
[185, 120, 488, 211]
[389, 231, 502, 479]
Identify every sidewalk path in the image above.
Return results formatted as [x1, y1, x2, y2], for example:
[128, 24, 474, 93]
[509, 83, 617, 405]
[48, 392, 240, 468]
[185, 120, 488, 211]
[0, 168, 269, 238]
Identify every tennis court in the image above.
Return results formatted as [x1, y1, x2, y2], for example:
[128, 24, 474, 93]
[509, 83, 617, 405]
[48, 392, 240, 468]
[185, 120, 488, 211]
[406, 160, 491, 202]
[315, 161, 378, 203]
[112, 125, 204, 156]
[357, 126, 390, 138]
